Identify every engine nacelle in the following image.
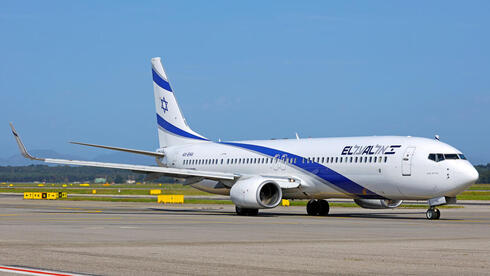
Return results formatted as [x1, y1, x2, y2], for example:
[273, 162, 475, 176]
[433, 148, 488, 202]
[354, 199, 403, 209]
[230, 177, 282, 209]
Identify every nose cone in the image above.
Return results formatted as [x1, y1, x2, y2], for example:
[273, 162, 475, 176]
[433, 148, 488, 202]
[459, 163, 479, 188]
[443, 163, 479, 197]
[466, 165, 479, 184]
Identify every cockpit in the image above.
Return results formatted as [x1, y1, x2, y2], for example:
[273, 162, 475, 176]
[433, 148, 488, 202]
[428, 153, 467, 162]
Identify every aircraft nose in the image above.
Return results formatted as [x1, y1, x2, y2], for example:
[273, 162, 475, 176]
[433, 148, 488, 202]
[465, 164, 479, 184]
[445, 163, 479, 196]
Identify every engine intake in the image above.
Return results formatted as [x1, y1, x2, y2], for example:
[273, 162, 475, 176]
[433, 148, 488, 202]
[230, 177, 282, 209]
[354, 199, 403, 209]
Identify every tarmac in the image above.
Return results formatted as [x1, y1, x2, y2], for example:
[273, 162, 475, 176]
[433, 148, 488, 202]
[0, 196, 489, 275]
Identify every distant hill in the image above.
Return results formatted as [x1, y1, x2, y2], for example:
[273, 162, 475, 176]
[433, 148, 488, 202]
[0, 165, 175, 183]
[0, 150, 83, 166]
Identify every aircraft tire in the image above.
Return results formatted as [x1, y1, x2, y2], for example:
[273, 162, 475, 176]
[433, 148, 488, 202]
[434, 208, 441, 219]
[318, 199, 330, 216]
[235, 206, 259, 216]
[306, 199, 320, 216]
[426, 208, 440, 220]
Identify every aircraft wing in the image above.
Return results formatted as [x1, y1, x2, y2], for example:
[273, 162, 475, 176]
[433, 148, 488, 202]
[9, 123, 236, 181]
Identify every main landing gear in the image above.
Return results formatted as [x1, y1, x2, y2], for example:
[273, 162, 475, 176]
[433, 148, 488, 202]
[426, 207, 441, 220]
[235, 206, 259, 216]
[306, 199, 330, 216]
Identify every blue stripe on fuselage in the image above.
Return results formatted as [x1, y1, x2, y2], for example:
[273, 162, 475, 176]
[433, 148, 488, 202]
[221, 141, 384, 199]
[156, 114, 208, 141]
[152, 69, 173, 92]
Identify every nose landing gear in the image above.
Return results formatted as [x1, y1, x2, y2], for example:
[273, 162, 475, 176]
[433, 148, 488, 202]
[306, 199, 330, 216]
[426, 207, 441, 220]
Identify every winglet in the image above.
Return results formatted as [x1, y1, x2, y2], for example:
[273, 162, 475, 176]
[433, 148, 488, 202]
[9, 123, 44, 161]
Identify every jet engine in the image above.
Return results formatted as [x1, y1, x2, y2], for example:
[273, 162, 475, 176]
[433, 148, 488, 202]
[230, 177, 282, 209]
[354, 199, 403, 209]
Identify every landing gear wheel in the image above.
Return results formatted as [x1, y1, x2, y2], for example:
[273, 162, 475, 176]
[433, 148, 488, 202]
[235, 206, 259, 216]
[318, 199, 330, 216]
[307, 199, 329, 216]
[434, 208, 440, 219]
[426, 208, 440, 220]
[306, 199, 320, 216]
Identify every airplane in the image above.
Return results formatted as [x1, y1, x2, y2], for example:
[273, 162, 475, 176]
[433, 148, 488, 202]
[10, 57, 479, 220]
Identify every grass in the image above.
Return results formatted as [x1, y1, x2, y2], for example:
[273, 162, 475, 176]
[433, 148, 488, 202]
[457, 191, 490, 200]
[468, 184, 490, 190]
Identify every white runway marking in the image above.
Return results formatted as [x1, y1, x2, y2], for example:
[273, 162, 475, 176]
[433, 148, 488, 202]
[0, 265, 86, 276]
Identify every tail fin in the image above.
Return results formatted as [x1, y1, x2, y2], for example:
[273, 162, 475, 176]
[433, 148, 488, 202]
[152, 57, 208, 148]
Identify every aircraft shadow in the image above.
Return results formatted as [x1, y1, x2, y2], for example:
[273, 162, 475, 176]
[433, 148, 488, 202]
[148, 208, 462, 220]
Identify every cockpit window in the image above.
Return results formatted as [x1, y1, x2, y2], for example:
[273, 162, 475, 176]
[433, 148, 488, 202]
[428, 153, 466, 162]
[436, 154, 445, 162]
[428, 154, 436, 161]
[444, 154, 459, 160]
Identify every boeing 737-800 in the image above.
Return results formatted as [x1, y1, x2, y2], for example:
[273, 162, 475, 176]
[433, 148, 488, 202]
[10, 57, 479, 220]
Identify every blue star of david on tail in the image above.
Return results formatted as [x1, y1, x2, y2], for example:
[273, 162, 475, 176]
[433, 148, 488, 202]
[160, 97, 168, 113]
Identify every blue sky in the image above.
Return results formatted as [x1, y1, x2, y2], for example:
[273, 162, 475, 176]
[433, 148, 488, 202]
[1, 1, 489, 164]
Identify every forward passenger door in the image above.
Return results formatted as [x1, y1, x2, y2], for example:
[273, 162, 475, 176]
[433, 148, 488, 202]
[401, 147, 416, 176]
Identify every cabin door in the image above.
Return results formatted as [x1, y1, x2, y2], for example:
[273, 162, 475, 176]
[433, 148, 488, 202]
[401, 147, 416, 176]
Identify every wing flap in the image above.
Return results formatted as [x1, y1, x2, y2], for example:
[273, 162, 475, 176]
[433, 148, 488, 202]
[44, 158, 236, 180]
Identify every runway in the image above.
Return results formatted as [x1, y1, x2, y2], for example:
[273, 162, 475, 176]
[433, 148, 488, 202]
[0, 197, 489, 275]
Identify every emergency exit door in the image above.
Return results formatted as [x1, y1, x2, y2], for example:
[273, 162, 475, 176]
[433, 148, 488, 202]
[402, 147, 416, 176]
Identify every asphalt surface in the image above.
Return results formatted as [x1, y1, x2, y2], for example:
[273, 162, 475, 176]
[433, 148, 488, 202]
[0, 196, 489, 275]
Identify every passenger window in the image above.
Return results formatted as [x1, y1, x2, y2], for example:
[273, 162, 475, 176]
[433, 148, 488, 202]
[384, 157, 388, 163]
[369, 157, 372, 163]
[355, 157, 358, 163]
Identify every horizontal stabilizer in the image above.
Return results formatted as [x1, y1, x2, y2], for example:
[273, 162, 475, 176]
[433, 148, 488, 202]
[70, 141, 165, 158]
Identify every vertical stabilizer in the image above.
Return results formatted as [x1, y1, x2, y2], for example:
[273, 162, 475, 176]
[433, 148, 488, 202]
[152, 57, 208, 148]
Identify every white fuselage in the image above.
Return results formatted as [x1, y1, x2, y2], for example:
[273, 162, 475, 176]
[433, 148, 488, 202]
[161, 136, 478, 201]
